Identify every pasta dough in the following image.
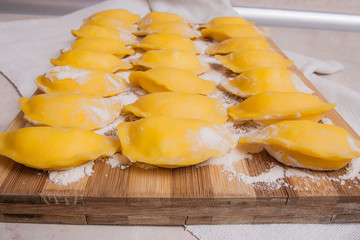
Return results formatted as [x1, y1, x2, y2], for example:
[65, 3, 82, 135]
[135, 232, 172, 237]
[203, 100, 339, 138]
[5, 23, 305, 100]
[90, 9, 140, 24]
[136, 22, 199, 38]
[84, 16, 137, 32]
[206, 38, 271, 55]
[201, 25, 265, 42]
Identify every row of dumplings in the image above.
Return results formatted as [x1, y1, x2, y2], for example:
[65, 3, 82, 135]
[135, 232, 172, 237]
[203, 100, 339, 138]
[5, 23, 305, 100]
[0, 10, 359, 172]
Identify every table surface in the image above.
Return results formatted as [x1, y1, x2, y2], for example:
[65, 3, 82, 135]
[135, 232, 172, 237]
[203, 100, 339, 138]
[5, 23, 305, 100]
[0, 13, 360, 240]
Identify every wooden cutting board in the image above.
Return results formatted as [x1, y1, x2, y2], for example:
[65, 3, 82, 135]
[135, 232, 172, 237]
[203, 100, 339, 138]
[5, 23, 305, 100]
[0, 39, 359, 225]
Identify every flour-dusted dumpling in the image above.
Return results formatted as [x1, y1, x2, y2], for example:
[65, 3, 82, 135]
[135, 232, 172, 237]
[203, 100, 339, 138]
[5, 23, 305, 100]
[227, 92, 336, 125]
[129, 67, 215, 94]
[90, 9, 140, 24]
[202, 17, 254, 28]
[215, 50, 293, 73]
[201, 25, 265, 42]
[138, 11, 187, 28]
[84, 16, 137, 32]
[136, 22, 199, 38]
[130, 50, 206, 74]
[68, 38, 134, 58]
[50, 50, 132, 72]
[206, 38, 271, 55]
[0, 127, 120, 170]
[124, 92, 227, 124]
[221, 68, 298, 97]
[36, 66, 127, 97]
[117, 116, 234, 168]
[238, 120, 360, 170]
[20, 93, 122, 130]
[132, 33, 199, 53]
[71, 25, 136, 44]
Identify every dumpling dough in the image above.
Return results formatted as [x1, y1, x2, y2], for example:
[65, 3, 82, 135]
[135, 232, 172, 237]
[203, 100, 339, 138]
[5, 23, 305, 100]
[124, 92, 227, 124]
[206, 38, 271, 55]
[69, 38, 134, 58]
[129, 67, 215, 94]
[71, 25, 136, 44]
[0, 126, 120, 170]
[221, 68, 298, 97]
[117, 116, 234, 168]
[238, 120, 360, 170]
[90, 9, 140, 24]
[36, 66, 127, 97]
[84, 16, 137, 32]
[215, 50, 293, 73]
[132, 33, 199, 53]
[227, 92, 336, 125]
[20, 93, 122, 130]
[203, 17, 254, 28]
[131, 50, 206, 74]
[136, 22, 199, 39]
[201, 25, 265, 42]
[138, 12, 187, 28]
[50, 50, 132, 72]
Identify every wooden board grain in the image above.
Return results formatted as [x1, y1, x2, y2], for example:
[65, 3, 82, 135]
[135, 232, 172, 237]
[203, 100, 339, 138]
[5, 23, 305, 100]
[0, 39, 359, 225]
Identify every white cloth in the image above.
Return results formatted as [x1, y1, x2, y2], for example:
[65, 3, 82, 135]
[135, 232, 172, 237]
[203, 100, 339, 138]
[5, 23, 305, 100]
[0, 0, 359, 240]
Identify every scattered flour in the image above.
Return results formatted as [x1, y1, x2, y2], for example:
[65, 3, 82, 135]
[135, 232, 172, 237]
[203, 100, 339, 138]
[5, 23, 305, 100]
[48, 161, 95, 186]
[193, 39, 214, 54]
[45, 66, 91, 84]
[321, 117, 334, 125]
[106, 153, 131, 169]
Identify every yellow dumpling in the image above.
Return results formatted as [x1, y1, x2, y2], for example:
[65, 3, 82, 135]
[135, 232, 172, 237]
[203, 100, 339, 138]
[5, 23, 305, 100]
[71, 25, 136, 44]
[69, 38, 134, 58]
[36, 66, 127, 97]
[20, 93, 122, 130]
[138, 12, 187, 28]
[90, 9, 140, 24]
[203, 17, 254, 28]
[117, 116, 234, 168]
[215, 50, 294, 73]
[124, 92, 227, 124]
[0, 127, 120, 170]
[84, 16, 137, 32]
[129, 67, 215, 94]
[50, 50, 132, 72]
[136, 22, 199, 38]
[221, 68, 298, 97]
[201, 25, 265, 42]
[132, 33, 199, 53]
[130, 50, 206, 74]
[227, 92, 336, 125]
[206, 38, 271, 55]
[238, 120, 360, 170]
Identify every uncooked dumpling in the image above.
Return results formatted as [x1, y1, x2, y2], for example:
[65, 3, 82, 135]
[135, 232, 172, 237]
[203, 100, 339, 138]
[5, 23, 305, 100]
[117, 116, 234, 168]
[90, 9, 140, 24]
[215, 50, 293, 73]
[50, 50, 132, 72]
[227, 92, 336, 125]
[206, 38, 271, 55]
[238, 120, 360, 170]
[203, 17, 254, 28]
[132, 33, 198, 53]
[84, 16, 137, 32]
[124, 92, 227, 124]
[221, 68, 298, 97]
[0, 126, 120, 170]
[129, 67, 215, 94]
[130, 50, 206, 74]
[20, 93, 122, 130]
[138, 12, 187, 28]
[136, 22, 199, 38]
[201, 25, 265, 42]
[36, 66, 127, 97]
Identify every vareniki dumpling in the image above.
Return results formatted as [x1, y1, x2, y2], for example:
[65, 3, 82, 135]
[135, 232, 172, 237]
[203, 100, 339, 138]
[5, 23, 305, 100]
[201, 25, 265, 42]
[117, 116, 234, 168]
[132, 33, 199, 53]
[50, 50, 132, 72]
[238, 120, 360, 170]
[138, 12, 187, 28]
[227, 92, 336, 125]
[90, 9, 140, 24]
[203, 17, 254, 28]
[124, 92, 227, 124]
[136, 22, 199, 39]
[129, 67, 215, 94]
[36, 66, 127, 97]
[215, 50, 293, 73]
[0, 127, 120, 170]
[20, 93, 122, 130]
[84, 16, 137, 32]
[221, 68, 298, 97]
[131, 50, 206, 74]
[206, 38, 271, 55]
